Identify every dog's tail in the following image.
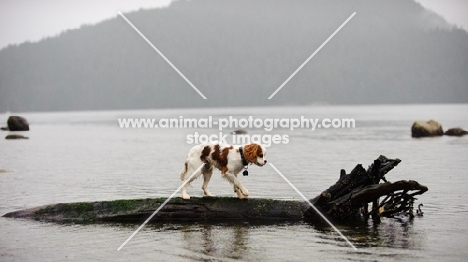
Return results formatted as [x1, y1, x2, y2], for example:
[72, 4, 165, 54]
[180, 161, 188, 181]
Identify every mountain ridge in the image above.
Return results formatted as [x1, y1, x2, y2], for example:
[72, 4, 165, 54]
[1, 0, 467, 112]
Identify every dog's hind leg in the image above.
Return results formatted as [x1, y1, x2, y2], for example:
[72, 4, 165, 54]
[180, 161, 191, 199]
[202, 164, 215, 197]
[180, 160, 203, 199]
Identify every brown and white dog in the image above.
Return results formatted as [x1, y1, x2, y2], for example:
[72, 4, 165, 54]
[180, 143, 267, 199]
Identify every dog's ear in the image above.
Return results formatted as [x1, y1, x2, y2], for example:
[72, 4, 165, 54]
[243, 144, 261, 163]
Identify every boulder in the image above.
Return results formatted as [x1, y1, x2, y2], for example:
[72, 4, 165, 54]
[7, 116, 29, 131]
[411, 120, 443, 138]
[445, 127, 468, 136]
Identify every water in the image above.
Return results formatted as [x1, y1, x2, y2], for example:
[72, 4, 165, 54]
[1, 104, 467, 261]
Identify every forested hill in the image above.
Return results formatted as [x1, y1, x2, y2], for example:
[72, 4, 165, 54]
[1, 0, 467, 112]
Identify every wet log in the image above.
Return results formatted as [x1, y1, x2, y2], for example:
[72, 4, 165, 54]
[3, 156, 428, 224]
[3, 197, 309, 223]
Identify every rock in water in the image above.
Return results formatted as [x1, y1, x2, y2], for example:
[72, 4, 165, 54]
[5, 134, 29, 140]
[231, 129, 248, 135]
[444, 127, 468, 136]
[7, 116, 29, 131]
[411, 120, 443, 138]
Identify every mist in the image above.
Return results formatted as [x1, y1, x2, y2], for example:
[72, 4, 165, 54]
[1, 0, 467, 112]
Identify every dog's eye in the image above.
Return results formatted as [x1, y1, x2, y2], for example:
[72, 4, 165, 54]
[259, 154, 263, 157]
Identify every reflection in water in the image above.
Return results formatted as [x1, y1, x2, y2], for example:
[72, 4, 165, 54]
[157, 217, 426, 261]
[181, 223, 249, 260]
[148, 216, 427, 261]
[347, 216, 422, 249]
[309, 215, 425, 250]
[302, 216, 427, 261]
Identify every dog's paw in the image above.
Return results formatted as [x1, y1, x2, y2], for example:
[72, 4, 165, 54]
[235, 189, 244, 198]
[203, 189, 216, 197]
[237, 193, 249, 199]
[235, 189, 249, 199]
[182, 194, 191, 200]
[241, 188, 249, 197]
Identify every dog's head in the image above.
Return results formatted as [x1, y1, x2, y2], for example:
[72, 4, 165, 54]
[243, 143, 267, 166]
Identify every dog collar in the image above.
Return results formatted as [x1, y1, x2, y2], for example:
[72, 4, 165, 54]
[239, 146, 249, 166]
[238, 147, 249, 176]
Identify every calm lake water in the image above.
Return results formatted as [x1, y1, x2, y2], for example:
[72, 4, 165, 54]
[1, 104, 468, 261]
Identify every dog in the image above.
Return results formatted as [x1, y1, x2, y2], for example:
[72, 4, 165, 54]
[180, 143, 267, 199]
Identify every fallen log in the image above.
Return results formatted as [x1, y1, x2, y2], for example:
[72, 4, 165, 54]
[3, 156, 428, 224]
[3, 197, 309, 223]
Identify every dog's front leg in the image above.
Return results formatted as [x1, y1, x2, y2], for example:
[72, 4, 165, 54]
[225, 172, 249, 198]
[233, 185, 248, 199]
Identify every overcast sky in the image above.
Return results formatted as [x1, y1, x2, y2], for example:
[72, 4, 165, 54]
[0, 0, 467, 51]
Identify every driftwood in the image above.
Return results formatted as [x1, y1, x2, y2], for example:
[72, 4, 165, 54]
[310, 155, 428, 222]
[3, 155, 428, 224]
[3, 197, 309, 223]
